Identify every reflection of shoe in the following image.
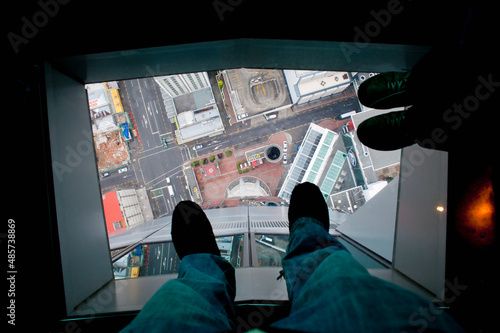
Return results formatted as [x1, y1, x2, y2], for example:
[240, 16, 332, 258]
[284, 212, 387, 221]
[356, 108, 418, 151]
[358, 72, 413, 109]
[288, 182, 329, 232]
[171, 201, 220, 260]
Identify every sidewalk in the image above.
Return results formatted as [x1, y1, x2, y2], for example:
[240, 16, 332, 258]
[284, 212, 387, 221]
[208, 71, 233, 129]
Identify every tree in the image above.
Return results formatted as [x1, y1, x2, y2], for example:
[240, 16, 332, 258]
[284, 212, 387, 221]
[209, 155, 215, 162]
[225, 150, 232, 157]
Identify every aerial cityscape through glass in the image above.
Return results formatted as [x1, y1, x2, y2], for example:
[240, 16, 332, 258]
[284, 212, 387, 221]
[85, 69, 401, 279]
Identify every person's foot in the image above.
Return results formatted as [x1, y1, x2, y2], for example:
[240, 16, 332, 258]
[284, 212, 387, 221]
[356, 108, 424, 151]
[357, 71, 413, 109]
[171, 201, 220, 260]
[288, 182, 329, 232]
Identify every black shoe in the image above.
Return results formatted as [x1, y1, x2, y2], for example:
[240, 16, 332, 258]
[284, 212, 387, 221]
[288, 182, 329, 232]
[171, 201, 220, 260]
[358, 72, 413, 109]
[356, 108, 420, 151]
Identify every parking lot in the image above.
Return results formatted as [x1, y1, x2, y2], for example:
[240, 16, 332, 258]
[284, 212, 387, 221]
[224, 68, 291, 119]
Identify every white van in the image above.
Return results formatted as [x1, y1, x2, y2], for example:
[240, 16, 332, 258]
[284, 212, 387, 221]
[167, 185, 174, 197]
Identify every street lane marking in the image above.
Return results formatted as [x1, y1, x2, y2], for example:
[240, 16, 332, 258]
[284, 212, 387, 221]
[137, 79, 157, 136]
[150, 168, 183, 188]
[140, 163, 183, 186]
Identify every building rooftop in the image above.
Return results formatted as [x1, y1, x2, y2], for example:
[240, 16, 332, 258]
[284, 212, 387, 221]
[102, 191, 124, 233]
[173, 87, 225, 144]
[177, 107, 220, 128]
[296, 71, 351, 96]
[178, 116, 224, 142]
[278, 123, 339, 201]
[284, 70, 352, 104]
[174, 87, 215, 112]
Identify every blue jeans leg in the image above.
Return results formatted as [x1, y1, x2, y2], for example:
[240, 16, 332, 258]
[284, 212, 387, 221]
[120, 253, 236, 333]
[271, 217, 464, 333]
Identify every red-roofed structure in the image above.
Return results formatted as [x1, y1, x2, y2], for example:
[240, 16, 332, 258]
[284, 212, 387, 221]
[102, 191, 125, 233]
[348, 121, 355, 132]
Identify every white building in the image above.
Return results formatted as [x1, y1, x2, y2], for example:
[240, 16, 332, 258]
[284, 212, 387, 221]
[154, 72, 210, 98]
[155, 72, 225, 144]
[176, 107, 224, 144]
[86, 83, 113, 125]
[154, 72, 212, 124]
[283, 70, 352, 104]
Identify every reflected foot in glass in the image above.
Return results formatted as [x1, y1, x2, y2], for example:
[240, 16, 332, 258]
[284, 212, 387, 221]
[288, 182, 329, 232]
[356, 108, 422, 151]
[171, 201, 220, 260]
[357, 71, 413, 109]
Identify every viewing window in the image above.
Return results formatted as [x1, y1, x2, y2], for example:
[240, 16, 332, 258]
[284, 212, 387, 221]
[89, 68, 405, 275]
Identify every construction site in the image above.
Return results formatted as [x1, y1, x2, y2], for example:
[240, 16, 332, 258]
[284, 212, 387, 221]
[86, 82, 132, 173]
[94, 130, 130, 173]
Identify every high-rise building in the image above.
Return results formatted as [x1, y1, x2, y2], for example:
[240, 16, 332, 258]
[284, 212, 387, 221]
[155, 72, 210, 98]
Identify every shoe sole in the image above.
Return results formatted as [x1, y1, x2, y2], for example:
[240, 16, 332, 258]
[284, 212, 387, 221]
[358, 72, 412, 109]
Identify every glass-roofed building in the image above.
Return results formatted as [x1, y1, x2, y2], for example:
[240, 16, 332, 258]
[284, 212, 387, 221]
[278, 123, 345, 202]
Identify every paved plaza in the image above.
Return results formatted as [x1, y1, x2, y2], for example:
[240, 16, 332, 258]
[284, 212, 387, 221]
[190, 131, 288, 208]
[190, 118, 351, 209]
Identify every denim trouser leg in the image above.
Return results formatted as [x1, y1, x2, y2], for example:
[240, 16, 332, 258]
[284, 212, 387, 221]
[271, 217, 464, 333]
[120, 254, 236, 333]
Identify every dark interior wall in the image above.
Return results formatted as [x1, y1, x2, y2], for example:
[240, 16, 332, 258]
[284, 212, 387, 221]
[5, 0, 471, 61]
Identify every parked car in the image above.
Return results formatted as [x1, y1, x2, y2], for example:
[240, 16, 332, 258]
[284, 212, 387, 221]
[283, 141, 288, 152]
[283, 153, 287, 164]
[194, 144, 203, 150]
[118, 167, 128, 174]
[260, 235, 275, 244]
